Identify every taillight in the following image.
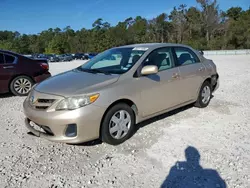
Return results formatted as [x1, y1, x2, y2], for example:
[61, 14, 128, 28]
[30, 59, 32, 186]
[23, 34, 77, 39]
[40, 63, 49, 70]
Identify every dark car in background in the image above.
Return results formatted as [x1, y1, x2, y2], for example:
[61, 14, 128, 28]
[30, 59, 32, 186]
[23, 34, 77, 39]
[73, 53, 84, 60]
[57, 54, 73, 62]
[0, 50, 51, 96]
[87, 53, 98, 59]
[47, 54, 60, 62]
[32, 54, 48, 59]
[73, 53, 89, 60]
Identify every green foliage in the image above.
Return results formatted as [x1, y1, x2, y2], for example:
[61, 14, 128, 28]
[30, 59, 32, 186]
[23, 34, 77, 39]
[0, 1, 249, 54]
[226, 7, 243, 20]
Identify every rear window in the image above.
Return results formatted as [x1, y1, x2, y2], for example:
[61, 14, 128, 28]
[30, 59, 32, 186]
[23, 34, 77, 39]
[174, 47, 200, 66]
[4, 54, 15, 64]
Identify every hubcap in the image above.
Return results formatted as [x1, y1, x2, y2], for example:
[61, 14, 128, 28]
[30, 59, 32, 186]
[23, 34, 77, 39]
[201, 86, 211, 104]
[14, 78, 32, 95]
[109, 110, 131, 139]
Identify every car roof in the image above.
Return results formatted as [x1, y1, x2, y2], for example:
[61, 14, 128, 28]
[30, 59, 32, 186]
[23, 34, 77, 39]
[115, 43, 192, 50]
[0, 49, 22, 56]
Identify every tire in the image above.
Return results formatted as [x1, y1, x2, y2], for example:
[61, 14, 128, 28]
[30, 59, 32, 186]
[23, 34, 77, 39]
[194, 81, 212, 108]
[101, 103, 135, 145]
[10, 75, 34, 96]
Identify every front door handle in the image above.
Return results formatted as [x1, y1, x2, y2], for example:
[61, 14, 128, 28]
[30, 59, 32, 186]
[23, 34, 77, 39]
[172, 73, 180, 79]
[199, 67, 205, 72]
[3, 66, 14, 69]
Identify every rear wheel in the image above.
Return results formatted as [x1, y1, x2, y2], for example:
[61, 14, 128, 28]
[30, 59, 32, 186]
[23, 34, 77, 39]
[195, 81, 212, 108]
[10, 76, 34, 96]
[101, 103, 135, 145]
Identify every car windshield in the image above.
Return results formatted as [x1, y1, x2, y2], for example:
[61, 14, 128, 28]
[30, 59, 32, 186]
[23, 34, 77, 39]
[77, 47, 147, 74]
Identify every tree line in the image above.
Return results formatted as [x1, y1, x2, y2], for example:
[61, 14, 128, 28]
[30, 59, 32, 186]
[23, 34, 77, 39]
[0, 0, 249, 54]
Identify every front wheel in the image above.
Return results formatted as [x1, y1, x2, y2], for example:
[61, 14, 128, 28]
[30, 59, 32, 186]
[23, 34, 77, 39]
[194, 81, 212, 108]
[10, 76, 34, 96]
[101, 103, 135, 145]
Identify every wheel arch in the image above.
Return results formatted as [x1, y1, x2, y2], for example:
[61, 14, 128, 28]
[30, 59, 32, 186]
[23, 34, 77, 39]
[99, 98, 138, 138]
[196, 74, 218, 99]
[202, 74, 219, 91]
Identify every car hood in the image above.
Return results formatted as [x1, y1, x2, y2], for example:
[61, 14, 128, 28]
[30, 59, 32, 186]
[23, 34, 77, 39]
[35, 69, 119, 96]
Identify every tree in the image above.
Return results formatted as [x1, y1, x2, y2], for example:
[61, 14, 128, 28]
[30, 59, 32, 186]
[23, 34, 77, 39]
[225, 8, 250, 49]
[226, 7, 243, 20]
[196, 0, 220, 42]
[169, 5, 188, 43]
[0, 3, 249, 53]
[128, 16, 148, 43]
[155, 13, 169, 43]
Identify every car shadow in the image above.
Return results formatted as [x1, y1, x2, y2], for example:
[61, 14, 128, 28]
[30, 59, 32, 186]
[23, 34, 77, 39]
[135, 103, 194, 132]
[0, 93, 14, 98]
[136, 94, 215, 132]
[161, 146, 227, 188]
[73, 139, 103, 147]
[28, 100, 213, 147]
[75, 104, 194, 147]
[146, 74, 161, 82]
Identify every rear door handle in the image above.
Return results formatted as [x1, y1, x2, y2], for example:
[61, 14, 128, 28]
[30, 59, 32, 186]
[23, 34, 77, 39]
[199, 67, 205, 72]
[3, 66, 14, 69]
[172, 73, 180, 79]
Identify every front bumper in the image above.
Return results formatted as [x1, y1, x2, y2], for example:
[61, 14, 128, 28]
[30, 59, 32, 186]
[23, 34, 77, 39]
[23, 98, 106, 144]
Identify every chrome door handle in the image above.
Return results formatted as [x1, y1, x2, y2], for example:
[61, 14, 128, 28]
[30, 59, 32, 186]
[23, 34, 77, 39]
[172, 73, 179, 79]
[199, 67, 205, 71]
[3, 66, 14, 69]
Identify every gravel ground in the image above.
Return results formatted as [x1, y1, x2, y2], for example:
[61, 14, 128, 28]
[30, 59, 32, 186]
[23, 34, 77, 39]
[0, 56, 250, 188]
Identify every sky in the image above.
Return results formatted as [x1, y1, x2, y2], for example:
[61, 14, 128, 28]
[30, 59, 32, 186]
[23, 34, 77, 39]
[0, 0, 249, 34]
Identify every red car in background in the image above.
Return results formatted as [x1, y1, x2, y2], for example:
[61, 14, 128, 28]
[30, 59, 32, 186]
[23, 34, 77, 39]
[0, 50, 51, 96]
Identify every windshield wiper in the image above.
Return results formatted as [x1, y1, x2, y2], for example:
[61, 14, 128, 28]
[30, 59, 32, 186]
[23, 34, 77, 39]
[90, 69, 112, 75]
[77, 67, 111, 75]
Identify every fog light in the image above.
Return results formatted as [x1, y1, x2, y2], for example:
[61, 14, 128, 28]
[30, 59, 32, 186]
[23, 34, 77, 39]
[65, 124, 77, 137]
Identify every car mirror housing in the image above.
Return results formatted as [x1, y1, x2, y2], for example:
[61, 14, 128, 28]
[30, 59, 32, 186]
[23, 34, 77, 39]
[141, 65, 158, 75]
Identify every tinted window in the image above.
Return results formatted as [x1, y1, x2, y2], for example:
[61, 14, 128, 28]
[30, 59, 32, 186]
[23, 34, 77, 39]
[128, 51, 144, 64]
[174, 47, 200, 66]
[0, 53, 4, 64]
[4, 54, 15, 64]
[143, 47, 174, 71]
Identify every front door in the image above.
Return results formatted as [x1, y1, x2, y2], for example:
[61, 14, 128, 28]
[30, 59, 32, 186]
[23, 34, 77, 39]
[138, 47, 183, 117]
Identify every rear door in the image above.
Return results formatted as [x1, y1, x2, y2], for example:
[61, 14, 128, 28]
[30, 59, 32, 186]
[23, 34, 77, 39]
[0, 53, 17, 93]
[173, 47, 206, 102]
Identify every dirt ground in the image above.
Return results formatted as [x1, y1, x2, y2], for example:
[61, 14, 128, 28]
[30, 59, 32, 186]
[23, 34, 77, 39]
[0, 55, 250, 188]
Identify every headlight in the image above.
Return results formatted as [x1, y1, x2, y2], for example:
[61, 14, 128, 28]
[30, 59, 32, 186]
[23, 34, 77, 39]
[56, 94, 99, 110]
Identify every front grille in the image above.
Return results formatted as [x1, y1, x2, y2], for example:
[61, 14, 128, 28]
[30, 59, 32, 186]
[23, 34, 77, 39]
[30, 97, 56, 110]
[38, 99, 55, 103]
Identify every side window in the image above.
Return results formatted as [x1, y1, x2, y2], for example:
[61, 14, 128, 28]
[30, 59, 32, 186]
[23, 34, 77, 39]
[143, 48, 174, 71]
[0, 53, 4, 64]
[4, 54, 15, 64]
[174, 47, 200, 66]
[128, 51, 142, 64]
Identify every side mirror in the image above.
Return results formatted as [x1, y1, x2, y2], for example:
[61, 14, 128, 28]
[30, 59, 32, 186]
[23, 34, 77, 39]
[141, 65, 158, 75]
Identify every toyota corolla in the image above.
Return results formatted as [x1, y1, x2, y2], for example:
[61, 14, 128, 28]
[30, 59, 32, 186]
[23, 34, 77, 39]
[23, 43, 219, 145]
